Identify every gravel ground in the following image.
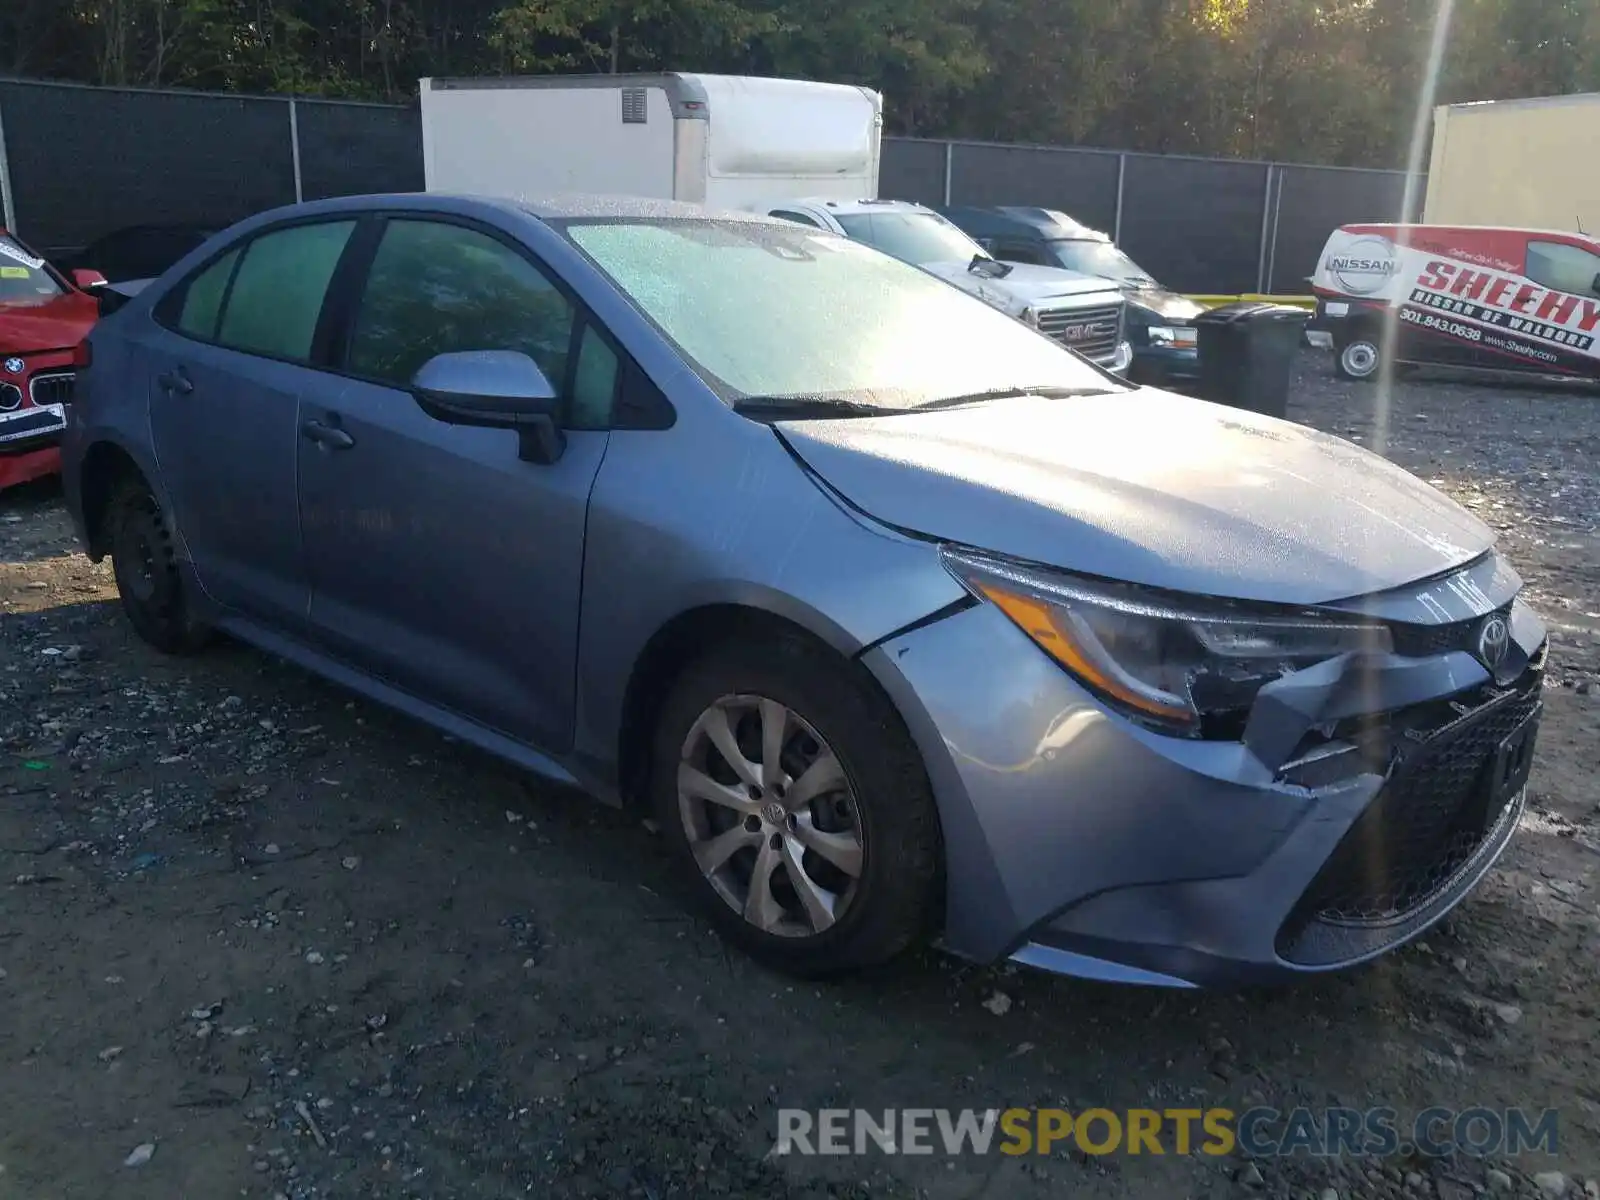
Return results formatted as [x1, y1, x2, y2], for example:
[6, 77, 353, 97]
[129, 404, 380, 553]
[1, 355, 1597, 1200]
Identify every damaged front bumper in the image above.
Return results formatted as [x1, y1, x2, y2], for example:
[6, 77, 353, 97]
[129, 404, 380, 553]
[861, 553, 1547, 987]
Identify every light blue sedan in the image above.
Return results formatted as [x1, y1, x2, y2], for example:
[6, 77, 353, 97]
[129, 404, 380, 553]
[61, 194, 1547, 986]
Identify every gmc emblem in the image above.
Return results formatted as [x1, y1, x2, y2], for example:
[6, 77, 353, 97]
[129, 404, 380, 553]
[1063, 322, 1112, 342]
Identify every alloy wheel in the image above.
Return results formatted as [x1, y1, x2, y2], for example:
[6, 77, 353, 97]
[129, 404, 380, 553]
[676, 694, 864, 938]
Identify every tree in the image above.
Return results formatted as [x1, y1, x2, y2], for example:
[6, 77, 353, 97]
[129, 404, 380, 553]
[4, 0, 1595, 169]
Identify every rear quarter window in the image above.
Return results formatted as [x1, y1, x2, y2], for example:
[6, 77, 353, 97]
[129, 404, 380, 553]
[174, 249, 241, 341]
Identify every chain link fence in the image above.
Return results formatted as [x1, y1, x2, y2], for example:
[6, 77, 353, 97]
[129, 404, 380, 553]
[0, 78, 1418, 293]
[881, 137, 1423, 295]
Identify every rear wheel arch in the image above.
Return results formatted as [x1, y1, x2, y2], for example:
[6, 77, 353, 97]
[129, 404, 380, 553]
[79, 440, 146, 560]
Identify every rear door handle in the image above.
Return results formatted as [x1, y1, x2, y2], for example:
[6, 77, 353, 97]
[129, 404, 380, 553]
[301, 419, 355, 450]
[157, 368, 193, 395]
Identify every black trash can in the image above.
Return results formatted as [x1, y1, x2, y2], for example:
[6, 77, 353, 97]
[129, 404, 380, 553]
[1188, 301, 1311, 418]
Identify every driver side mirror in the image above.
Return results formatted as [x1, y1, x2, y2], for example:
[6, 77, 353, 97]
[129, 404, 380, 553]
[411, 350, 565, 465]
[71, 267, 108, 290]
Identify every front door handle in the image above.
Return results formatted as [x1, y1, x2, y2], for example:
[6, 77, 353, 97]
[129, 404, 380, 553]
[301, 419, 355, 450]
[157, 368, 193, 395]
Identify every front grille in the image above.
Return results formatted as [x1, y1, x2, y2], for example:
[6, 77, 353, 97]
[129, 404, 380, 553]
[29, 372, 75, 408]
[0, 382, 21, 412]
[1390, 603, 1511, 658]
[1035, 303, 1123, 361]
[1291, 682, 1541, 927]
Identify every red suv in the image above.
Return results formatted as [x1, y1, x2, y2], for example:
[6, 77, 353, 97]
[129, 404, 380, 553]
[2, 230, 103, 491]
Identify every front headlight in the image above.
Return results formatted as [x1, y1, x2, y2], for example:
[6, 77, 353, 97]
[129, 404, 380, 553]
[1148, 325, 1198, 348]
[1019, 305, 1041, 328]
[942, 548, 1392, 736]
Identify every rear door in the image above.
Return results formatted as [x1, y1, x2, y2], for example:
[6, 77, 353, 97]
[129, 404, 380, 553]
[295, 214, 615, 751]
[144, 218, 358, 626]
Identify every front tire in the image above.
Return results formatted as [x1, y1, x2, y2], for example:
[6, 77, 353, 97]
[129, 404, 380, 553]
[107, 476, 210, 654]
[651, 634, 942, 978]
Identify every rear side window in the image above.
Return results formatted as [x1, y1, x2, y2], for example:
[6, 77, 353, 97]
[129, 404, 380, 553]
[1526, 240, 1600, 299]
[345, 219, 576, 392]
[770, 210, 825, 229]
[993, 239, 1050, 266]
[176, 249, 239, 340]
[216, 221, 356, 361]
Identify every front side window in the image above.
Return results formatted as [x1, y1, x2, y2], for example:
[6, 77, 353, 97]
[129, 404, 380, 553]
[564, 218, 1117, 409]
[346, 219, 576, 394]
[832, 211, 986, 267]
[569, 326, 620, 429]
[1526, 240, 1600, 298]
[215, 221, 356, 361]
[0, 235, 65, 303]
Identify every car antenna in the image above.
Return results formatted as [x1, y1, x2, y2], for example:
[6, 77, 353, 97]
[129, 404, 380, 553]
[1578, 217, 1587, 235]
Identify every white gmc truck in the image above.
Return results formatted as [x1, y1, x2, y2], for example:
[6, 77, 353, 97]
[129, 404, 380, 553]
[418, 73, 1131, 373]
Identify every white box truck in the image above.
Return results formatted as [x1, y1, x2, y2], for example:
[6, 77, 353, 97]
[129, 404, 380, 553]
[418, 72, 1131, 374]
[419, 73, 883, 208]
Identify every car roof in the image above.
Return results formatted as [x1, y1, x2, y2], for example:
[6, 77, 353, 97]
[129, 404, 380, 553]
[246, 192, 779, 225]
[943, 206, 1112, 242]
[778, 198, 933, 217]
[1340, 222, 1599, 241]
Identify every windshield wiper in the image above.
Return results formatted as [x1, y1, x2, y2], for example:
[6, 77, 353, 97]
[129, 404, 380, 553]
[913, 385, 1118, 412]
[732, 396, 898, 420]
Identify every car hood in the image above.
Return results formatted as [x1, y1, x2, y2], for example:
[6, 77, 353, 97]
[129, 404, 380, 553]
[922, 260, 1121, 306]
[1127, 286, 1206, 322]
[0, 291, 98, 354]
[775, 389, 1493, 605]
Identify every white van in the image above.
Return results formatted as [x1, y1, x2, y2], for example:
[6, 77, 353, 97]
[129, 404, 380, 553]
[1309, 222, 1600, 383]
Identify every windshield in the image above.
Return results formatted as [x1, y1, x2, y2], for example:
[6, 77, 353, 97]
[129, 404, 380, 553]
[832, 211, 987, 267]
[1046, 239, 1156, 285]
[0, 235, 65, 303]
[563, 219, 1117, 409]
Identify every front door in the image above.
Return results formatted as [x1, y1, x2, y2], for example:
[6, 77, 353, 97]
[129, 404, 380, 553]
[145, 218, 358, 625]
[297, 216, 617, 752]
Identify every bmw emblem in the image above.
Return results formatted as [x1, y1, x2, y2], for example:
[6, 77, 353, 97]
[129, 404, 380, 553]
[2, 357, 23, 375]
[1475, 614, 1511, 671]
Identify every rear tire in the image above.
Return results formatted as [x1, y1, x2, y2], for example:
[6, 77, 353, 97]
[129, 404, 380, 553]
[107, 476, 210, 654]
[651, 634, 942, 978]
[1335, 335, 1383, 382]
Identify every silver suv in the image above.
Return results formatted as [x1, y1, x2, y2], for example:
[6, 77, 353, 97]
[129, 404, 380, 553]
[762, 198, 1132, 374]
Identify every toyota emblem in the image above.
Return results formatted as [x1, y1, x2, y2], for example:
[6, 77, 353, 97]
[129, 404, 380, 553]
[2, 357, 23, 375]
[1475, 614, 1511, 670]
